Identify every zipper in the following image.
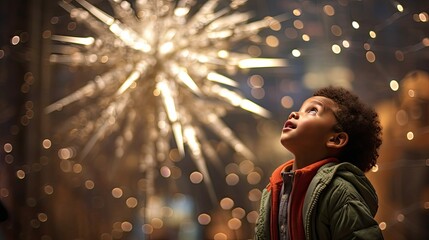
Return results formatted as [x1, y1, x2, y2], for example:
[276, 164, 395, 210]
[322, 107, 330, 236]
[304, 173, 332, 240]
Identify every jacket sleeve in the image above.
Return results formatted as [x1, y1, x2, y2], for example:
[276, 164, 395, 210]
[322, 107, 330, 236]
[327, 178, 384, 240]
[254, 188, 271, 240]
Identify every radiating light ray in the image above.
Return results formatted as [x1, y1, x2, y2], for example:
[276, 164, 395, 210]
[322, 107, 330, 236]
[157, 80, 185, 156]
[207, 72, 239, 87]
[47, 0, 286, 207]
[51, 35, 95, 45]
[184, 125, 217, 204]
[238, 58, 288, 68]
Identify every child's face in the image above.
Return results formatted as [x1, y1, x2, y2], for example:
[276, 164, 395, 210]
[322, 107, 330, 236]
[280, 96, 340, 154]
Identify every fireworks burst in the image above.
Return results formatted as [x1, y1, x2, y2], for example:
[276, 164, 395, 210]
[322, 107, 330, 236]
[47, 0, 286, 203]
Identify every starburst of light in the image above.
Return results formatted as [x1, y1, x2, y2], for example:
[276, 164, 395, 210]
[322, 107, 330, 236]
[46, 0, 287, 203]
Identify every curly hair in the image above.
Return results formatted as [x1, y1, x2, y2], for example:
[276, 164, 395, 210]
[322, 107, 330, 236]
[313, 86, 382, 172]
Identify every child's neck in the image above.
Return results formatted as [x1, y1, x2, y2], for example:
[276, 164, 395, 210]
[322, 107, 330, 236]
[292, 153, 329, 171]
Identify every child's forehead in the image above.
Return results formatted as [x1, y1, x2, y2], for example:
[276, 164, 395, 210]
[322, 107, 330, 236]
[301, 96, 337, 108]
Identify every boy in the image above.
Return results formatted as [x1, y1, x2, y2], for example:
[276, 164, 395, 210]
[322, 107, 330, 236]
[255, 87, 384, 240]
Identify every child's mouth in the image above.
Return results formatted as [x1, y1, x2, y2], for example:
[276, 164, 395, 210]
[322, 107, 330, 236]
[283, 121, 296, 130]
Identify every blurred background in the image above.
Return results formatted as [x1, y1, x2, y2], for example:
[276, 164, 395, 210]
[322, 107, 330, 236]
[0, 0, 428, 239]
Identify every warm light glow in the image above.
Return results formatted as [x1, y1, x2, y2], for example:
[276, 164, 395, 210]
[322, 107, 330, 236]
[266, 35, 279, 47]
[396, 4, 404, 12]
[226, 173, 240, 186]
[228, 218, 242, 230]
[198, 213, 211, 225]
[331, 44, 341, 54]
[281, 96, 294, 108]
[190, 171, 203, 184]
[379, 222, 387, 230]
[406, 131, 414, 140]
[112, 187, 123, 198]
[323, 5, 335, 16]
[390, 80, 399, 91]
[302, 34, 310, 41]
[292, 49, 301, 57]
[42, 139, 52, 149]
[293, 20, 304, 29]
[418, 12, 428, 22]
[3, 143, 12, 153]
[11, 36, 20, 45]
[238, 58, 287, 68]
[214, 233, 227, 240]
[352, 21, 360, 29]
[220, 197, 234, 210]
[292, 9, 301, 16]
[366, 51, 376, 62]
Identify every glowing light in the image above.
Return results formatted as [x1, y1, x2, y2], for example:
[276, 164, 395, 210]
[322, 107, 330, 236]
[248, 188, 262, 201]
[220, 197, 234, 210]
[3, 143, 12, 153]
[418, 12, 428, 22]
[226, 173, 240, 186]
[47, 0, 285, 193]
[42, 139, 52, 149]
[16, 170, 26, 179]
[238, 58, 287, 68]
[366, 51, 376, 63]
[11, 36, 20, 45]
[369, 31, 376, 38]
[142, 224, 153, 234]
[198, 213, 211, 225]
[214, 233, 227, 240]
[246, 211, 259, 223]
[151, 218, 163, 229]
[323, 5, 335, 16]
[85, 180, 95, 189]
[292, 9, 301, 16]
[44, 185, 54, 195]
[293, 19, 304, 29]
[331, 44, 341, 54]
[292, 49, 301, 57]
[38, 213, 48, 222]
[390, 80, 399, 91]
[232, 207, 246, 219]
[228, 218, 242, 230]
[331, 25, 342, 36]
[406, 131, 414, 140]
[352, 21, 360, 29]
[111, 187, 123, 198]
[396, 214, 405, 222]
[266, 35, 279, 47]
[396, 4, 404, 12]
[379, 222, 387, 230]
[247, 172, 261, 184]
[190, 171, 203, 184]
[342, 40, 350, 48]
[160, 166, 172, 178]
[371, 164, 379, 173]
[302, 34, 310, 41]
[281, 96, 294, 108]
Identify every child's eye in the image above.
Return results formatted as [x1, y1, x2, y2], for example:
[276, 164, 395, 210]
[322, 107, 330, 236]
[308, 108, 318, 114]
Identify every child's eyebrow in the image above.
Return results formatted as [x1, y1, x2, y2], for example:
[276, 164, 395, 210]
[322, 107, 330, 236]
[307, 100, 325, 109]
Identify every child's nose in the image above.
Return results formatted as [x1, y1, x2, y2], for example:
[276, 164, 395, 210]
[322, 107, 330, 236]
[288, 111, 299, 119]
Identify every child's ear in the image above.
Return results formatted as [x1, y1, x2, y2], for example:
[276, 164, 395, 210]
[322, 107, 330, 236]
[326, 132, 348, 149]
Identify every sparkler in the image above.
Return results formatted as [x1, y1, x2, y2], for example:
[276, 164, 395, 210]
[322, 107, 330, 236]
[47, 0, 287, 204]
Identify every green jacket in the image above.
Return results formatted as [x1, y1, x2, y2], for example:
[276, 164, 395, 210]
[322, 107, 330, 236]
[255, 162, 384, 240]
